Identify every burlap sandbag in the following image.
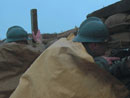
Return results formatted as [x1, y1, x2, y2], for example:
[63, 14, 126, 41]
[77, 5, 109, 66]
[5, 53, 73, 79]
[0, 43, 44, 98]
[108, 32, 130, 48]
[105, 13, 128, 28]
[10, 38, 129, 98]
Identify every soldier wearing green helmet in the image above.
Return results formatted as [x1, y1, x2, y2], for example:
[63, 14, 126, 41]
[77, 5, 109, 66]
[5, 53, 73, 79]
[5, 26, 29, 44]
[73, 17, 109, 57]
[73, 17, 130, 90]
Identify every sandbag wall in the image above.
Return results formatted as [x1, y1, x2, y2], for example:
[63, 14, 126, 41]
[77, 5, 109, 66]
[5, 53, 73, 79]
[104, 13, 130, 49]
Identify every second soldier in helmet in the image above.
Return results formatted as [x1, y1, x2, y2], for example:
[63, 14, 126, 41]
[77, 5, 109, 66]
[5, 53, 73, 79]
[4, 26, 29, 44]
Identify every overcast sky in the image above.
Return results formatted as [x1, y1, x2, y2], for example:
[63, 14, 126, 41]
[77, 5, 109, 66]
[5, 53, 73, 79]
[0, 0, 120, 39]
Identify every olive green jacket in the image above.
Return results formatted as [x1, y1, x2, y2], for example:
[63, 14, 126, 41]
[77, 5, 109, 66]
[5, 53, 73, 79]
[95, 57, 130, 90]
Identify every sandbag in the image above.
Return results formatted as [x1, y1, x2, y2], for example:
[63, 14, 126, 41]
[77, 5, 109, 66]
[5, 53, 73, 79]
[105, 13, 128, 28]
[10, 38, 129, 98]
[108, 23, 130, 34]
[0, 43, 44, 98]
[108, 32, 130, 48]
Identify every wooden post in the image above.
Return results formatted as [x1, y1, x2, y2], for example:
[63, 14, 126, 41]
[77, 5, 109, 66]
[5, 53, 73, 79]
[31, 9, 38, 36]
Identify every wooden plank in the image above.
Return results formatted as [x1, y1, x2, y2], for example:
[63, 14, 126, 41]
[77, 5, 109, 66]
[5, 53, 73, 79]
[31, 9, 38, 35]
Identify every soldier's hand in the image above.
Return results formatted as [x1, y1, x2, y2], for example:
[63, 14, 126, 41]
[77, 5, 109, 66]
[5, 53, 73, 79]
[102, 56, 120, 65]
[32, 30, 42, 43]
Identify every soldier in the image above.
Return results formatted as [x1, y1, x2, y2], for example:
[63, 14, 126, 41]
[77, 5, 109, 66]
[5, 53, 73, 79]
[74, 17, 130, 90]
[4, 26, 29, 44]
[0, 26, 44, 98]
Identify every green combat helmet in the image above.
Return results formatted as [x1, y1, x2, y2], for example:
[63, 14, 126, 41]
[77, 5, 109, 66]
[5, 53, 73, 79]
[5, 26, 29, 43]
[73, 17, 109, 42]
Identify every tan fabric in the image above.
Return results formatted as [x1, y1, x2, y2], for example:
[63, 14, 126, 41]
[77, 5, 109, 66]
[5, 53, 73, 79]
[0, 43, 43, 98]
[10, 38, 129, 98]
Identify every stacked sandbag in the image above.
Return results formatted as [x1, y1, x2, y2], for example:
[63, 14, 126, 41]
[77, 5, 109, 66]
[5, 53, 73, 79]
[0, 42, 44, 98]
[108, 32, 130, 49]
[104, 13, 130, 49]
[105, 13, 128, 28]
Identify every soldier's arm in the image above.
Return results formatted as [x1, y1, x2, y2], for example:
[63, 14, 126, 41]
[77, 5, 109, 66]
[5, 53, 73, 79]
[94, 56, 130, 77]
